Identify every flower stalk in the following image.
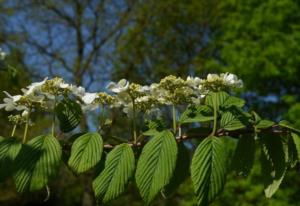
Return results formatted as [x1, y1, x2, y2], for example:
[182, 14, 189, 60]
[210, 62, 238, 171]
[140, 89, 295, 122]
[132, 99, 137, 144]
[51, 97, 57, 137]
[211, 94, 218, 136]
[172, 105, 177, 134]
[11, 124, 17, 137]
[22, 109, 31, 143]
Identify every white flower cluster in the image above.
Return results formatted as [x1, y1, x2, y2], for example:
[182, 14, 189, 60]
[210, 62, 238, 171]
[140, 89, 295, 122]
[0, 48, 6, 60]
[0, 73, 243, 116]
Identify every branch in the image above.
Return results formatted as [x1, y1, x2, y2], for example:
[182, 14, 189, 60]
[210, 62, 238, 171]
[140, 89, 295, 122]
[101, 124, 289, 149]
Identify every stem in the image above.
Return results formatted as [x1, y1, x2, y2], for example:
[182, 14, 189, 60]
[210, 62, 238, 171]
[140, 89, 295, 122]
[23, 110, 30, 143]
[51, 97, 57, 137]
[172, 105, 177, 134]
[11, 124, 17, 137]
[132, 99, 137, 144]
[211, 94, 218, 136]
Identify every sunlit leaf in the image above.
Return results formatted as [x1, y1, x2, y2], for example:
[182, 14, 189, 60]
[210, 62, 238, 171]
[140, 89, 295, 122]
[93, 143, 135, 203]
[136, 130, 177, 204]
[68, 132, 103, 174]
[14, 135, 62, 193]
[191, 136, 227, 206]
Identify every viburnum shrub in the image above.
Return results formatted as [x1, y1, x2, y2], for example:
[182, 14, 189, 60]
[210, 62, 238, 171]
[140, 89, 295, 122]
[0, 72, 299, 205]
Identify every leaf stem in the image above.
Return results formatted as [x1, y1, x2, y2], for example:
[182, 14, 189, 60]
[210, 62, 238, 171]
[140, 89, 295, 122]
[212, 94, 218, 136]
[172, 105, 177, 134]
[132, 99, 137, 144]
[11, 124, 17, 137]
[51, 97, 57, 137]
[23, 110, 31, 143]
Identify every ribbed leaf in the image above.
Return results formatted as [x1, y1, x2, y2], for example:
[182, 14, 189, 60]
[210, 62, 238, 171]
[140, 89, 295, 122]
[164, 142, 190, 196]
[291, 133, 300, 161]
[260, 135, 286, 198]
[0, 137, 22, 182]
[220, 110, 246, 131]
[179, 105, 213, 124]
[256, 120, 275, 129]
[231, 135, 255, 176]
[143, 119, 166, 136]
[279, 120, 300, 133]
[135, 130, 178, 204]
[191, 136, 227, 206]
[68, 132, 103, 174]
[55, 99, 83, 133]
[14, 134, 62, 193]
[93, 143, 135, 203]
[205, 92, 229, 111]
[221, 96, 245, 108]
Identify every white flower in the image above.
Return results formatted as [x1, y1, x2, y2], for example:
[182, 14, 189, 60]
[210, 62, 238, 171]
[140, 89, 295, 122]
[81, 103, 98, 112]
[22, 77, 48, 95]
[221, 73, 243, 88]
[22, 110, 29, 117]
[206, 74, 220, 82]
[0, 91, 27, 111]
[59, 82, 70, 89]
[107, 79, 129, 93]
[0, 48, 6, 60]
[71, 86, 86, 97]
[82, 92, 98, 104]
[186, 76, 202, 88]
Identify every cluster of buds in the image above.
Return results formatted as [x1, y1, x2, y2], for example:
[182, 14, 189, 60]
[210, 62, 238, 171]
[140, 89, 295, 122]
[8, 111, 28, 125]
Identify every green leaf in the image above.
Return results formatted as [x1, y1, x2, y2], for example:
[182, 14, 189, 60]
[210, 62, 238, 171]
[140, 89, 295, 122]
[55, 99, 83, 133]
[256, 120, 275, 129]
[260, 135, 286, 198]
[14, 134, 62, 193]
[68, 132, 103, 174]
[287, 138, 298, 168]
[220, 110, 247, 131]
[291, 132, 300, 161]
[221, 96, 245, 109]
[191, 136, 227, 206]
[279, 120, 300, 133]
[135, 130, 178, 204]
[143, 119, 166, 136]
[93, 143, 135, 203]
[0, 138, 22, 182]
[231, 135, 255, 176]
[164, 142, 190, 196]
[205, 92, 244, 110]
[179, 105, 214, 124]
[205, 91, 229, 111]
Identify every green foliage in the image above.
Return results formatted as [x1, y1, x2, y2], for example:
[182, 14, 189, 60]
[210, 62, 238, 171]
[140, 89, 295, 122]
[93, 143, 135, 203]
[0, 137, 22, 182]
[231, 135, 256, 176]
[135, 130, 178, 204]
[68, 132, 103, 174]
[13, 134, 61, 193]
[220, 110, 247, 131]
[205, 92, 230, 111]
[260, 135, 287, 198]
[256, 120, 275, 129]
[164, 142, 190, 196]
[55, 99, 83, 133]
[191, 136, 227, 206]
[179, 105, 213, 124]
[291, 133, 300, 161]
[279, 120, 300, 133]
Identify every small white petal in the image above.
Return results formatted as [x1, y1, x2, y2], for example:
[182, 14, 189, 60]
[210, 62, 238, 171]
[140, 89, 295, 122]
[82, 92, 98, 104]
